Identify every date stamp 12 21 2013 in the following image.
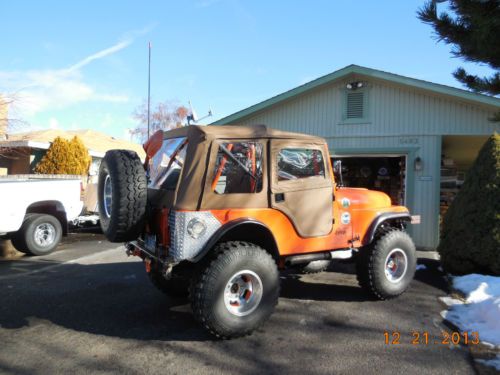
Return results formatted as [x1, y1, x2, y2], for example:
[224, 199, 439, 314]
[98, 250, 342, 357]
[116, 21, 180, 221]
[384, 331, 480, 346]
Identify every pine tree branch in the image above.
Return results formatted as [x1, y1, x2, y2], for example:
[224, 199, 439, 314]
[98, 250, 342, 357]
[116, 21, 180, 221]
[454, 68, 500, 96]
[417, 0, 500, 69]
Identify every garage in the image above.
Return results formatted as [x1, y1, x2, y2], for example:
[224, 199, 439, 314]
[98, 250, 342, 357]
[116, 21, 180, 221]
[214, 65, 500, 250]
[332, 155, 406, 205]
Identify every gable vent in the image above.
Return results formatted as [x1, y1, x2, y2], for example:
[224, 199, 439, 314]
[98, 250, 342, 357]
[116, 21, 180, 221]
[346, 92, 364, 119]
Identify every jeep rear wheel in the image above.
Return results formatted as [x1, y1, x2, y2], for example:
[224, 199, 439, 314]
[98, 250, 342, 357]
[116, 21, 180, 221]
[191, 242, 279, 339]
[356, 229, 416, 300]
[98, 150, 147, 242]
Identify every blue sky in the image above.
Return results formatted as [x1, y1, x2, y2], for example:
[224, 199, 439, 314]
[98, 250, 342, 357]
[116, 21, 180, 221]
[0, 0, 495, 141]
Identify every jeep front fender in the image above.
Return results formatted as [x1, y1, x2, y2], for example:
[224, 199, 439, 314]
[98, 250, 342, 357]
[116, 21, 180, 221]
[363, 212, 411, 245]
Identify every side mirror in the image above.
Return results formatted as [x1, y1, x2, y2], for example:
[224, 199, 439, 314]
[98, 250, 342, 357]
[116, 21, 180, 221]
[333, 160, 344, 187]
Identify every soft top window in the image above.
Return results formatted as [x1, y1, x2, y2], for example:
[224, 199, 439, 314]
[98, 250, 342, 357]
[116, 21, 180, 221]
[212, 141, 263, 194]
[277, 148, 325, 181]
[149, 137, 187, 189]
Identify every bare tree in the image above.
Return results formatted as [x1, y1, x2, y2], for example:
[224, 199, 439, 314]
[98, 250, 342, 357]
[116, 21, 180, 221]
[0, 92, 30, 139]
[130, 100, 189, 142]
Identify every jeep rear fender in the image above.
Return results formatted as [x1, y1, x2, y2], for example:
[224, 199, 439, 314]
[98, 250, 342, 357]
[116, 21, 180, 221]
[363, 212, 411, 245]
[193, 219, 280, 263]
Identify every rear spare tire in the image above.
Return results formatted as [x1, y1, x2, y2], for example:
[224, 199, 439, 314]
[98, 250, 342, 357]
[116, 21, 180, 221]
[98, 150, 147, 242]
[11, 213, 62, 256]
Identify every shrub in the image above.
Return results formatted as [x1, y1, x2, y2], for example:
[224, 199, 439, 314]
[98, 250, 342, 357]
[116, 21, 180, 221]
[438, 133, 500, 275]
[35, 136, 91, 175]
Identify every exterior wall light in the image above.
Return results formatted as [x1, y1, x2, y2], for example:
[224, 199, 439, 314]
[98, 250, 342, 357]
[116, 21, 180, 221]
[346, 81, 364, 90]
[414, 156, 423, 171]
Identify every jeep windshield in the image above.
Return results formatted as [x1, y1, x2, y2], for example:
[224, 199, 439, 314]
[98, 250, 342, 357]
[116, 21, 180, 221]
[149, 137, 188, 190]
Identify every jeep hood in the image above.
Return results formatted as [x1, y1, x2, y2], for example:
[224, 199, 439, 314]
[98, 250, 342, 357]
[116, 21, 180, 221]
[336, 187, 394, 210]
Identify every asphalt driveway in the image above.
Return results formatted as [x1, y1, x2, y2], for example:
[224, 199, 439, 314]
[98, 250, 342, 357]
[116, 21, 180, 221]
[0, 236, 476, 374]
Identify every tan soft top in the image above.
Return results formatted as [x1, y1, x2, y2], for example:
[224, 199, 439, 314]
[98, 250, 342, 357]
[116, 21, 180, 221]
[163, 124, 325, 143]
[161, 124, 327, 211]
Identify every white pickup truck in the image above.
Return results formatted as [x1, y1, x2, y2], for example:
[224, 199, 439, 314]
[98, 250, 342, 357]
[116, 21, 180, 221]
[0, 177, 84, 255]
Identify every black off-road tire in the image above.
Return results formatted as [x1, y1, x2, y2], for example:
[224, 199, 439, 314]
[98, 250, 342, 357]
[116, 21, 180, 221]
[191, 242, 280, 339]
[11, 214, 62, 256]
[297, 260, 331, 274]
[356, 229, 416, 300]
[98, 150, 147, 242]
[149, 262, 194, 298]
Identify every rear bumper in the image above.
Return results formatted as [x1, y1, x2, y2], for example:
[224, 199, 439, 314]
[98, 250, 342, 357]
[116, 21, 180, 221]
[125, 240, 165, 263]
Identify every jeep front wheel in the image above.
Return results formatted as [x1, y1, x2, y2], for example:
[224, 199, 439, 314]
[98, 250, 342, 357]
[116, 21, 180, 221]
[191, 242, 279, 339]
[356, 229, 416, 300]
[297, 259, 331, 274]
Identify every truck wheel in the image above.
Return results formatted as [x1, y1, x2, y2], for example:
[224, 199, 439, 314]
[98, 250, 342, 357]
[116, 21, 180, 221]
[148, 262, 193, 298]
[11, 214, 62, 256]
[98, 150, 147, 242]
[191, 242, 280, 339]
[297, 260, 331, 274]
[356, 229, 416, 300]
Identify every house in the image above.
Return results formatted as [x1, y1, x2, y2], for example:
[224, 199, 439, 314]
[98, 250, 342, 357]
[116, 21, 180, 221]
[213, 65, 500, 250]
[0, 129, 145, 176]
[0, 129, 145, 213]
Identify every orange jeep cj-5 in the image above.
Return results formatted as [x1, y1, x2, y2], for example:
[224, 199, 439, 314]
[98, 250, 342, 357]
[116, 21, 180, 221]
[98, 125, 417, 339]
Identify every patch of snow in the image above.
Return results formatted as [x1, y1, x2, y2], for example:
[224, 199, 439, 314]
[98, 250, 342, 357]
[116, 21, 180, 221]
[439, 296, 464, 306]
[416, 264, 427, 271]
[454, 274, 500, 300]
[444, 274, 500, 346]
[476, 354, 500, 371]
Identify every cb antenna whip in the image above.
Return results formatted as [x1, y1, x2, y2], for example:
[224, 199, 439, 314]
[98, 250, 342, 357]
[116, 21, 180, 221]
[147, 41, 151, 139]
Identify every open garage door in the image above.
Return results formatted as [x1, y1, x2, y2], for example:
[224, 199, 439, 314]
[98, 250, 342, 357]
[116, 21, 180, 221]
[331, 155, 406, 205]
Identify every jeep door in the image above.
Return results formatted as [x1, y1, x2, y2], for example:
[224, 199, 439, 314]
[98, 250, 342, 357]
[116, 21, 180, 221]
[270, 140, 334, 237]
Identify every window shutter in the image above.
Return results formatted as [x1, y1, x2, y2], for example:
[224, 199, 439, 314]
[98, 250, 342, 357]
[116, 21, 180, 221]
[346, 92, 364, 119]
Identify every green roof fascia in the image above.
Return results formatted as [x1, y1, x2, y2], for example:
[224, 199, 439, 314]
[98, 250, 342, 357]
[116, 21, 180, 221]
[212, 64, 500, 125]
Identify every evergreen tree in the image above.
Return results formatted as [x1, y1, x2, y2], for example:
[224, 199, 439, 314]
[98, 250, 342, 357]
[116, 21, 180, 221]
[35, 136, 91, 175]
[418, 0, 500, 97]
[438, 134, 500, 275]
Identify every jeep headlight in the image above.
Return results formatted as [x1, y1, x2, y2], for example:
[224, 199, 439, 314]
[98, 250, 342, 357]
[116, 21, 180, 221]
[187, 218, 207, 239]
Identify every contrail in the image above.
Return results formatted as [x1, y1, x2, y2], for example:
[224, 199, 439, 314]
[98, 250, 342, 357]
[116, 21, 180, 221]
[66, 39, 131, 72]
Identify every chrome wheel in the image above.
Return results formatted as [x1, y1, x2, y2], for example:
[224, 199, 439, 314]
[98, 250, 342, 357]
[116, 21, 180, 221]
[224, 270, 263, 317]
[33, 223, 56, 247]
[384, 248, 408, 283]
[103, 174, 112, 218]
